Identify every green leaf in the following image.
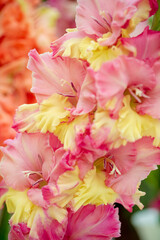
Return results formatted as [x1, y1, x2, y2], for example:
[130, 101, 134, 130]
[152, 0, 160, 30]
[0, 205, 10, 240]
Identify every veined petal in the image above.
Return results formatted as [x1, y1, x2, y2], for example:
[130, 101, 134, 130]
[137, 62, 160, 119]
[95, 56, 155, 113]
[73, 126, 107, 179]
[76, 0, 139, 46]
[106, 138, 160, 196]
[49, 148, 75, 183]
[71, 73, 96, 115]
[9, 218, 67, 240]
[0, 132, 53, 190]
[73, 167, 118, 211]
[64, 204, 121, 240]
[28, 49, 87, 103]
[34, 214, 67, 240]
[121, 27, 160, 61]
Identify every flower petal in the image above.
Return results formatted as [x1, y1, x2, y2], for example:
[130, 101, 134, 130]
[71, 73, 96, 115]
[0, 133, 53, 190]
[106, 138, 160, 196]
[64, 204, 121, 240]
[95, 56, 156, 114]
[92, 108, 127, 149]
[54, 114, 89, 150]
[35, 94, 72, 133]
[137, 62, 160, 119]
[28, 49, 87, 103]
[73, 167, 118, 211]
[43, 166, 81, 208]
[76, 0, 138, 45]
[121, 27, 160, 61]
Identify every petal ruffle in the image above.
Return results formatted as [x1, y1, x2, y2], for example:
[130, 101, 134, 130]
[0, 133, 53, 190]
[64, 204, 120, 240]
[28, 49, 87, 103]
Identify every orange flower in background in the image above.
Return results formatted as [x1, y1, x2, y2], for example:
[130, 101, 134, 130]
[0, 0, 58, 157]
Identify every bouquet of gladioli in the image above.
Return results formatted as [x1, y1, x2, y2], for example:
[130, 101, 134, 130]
[0, 0, 160, 239]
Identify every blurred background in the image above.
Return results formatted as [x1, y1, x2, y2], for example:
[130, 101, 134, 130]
[0, 0, 160, 239]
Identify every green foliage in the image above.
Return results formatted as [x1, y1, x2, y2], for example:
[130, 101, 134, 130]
[0, 205, 10, 240]
[139, 166, 160, 209]
[152, 0, 160, 30]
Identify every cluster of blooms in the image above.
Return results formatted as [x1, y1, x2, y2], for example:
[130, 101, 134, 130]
[0, 0, 59, 157]
[0, 0, 160, 239]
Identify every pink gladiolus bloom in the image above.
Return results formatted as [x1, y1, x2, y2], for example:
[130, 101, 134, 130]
[93, 55, 156, 117]
[76, 0, 158, 46]
[8, 208, 68, 240]
[136, 61, 160, 119]
[73, 126, 107, 179]
[0, 133, 53, 191]
[121, 28, 160, 119]
[28, 49, 96, 114]
[0, 132, 78, 194]
[1, 0, 160, 239]
[105, 138, 160, 208]
[28, 49, 87, 102]
[9, 205, 120, 240]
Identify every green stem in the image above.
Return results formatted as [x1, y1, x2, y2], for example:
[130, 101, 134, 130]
[151, 0, 160, 30]
[0, 205, 10, 240]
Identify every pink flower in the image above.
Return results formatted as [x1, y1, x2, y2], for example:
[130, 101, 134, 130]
[51, 30, 88, 57]
[73, 125, 107, 179]
[28, 49, 96, 114]
[9, 204, 121, 240]
[121, 28, 160, 119]
[9, 209, 68, 240]
[136, 61, 160, 119]
[9, 223, 30, 240]
[28, 49, 86, 102]
[92, 55, 156, 117]
[0, 132, 53, 191]
[104, 137, 160, 210]
[121, 27, 160, 63]
[64, 204, 120, 240]
[76, 0, 158, 46]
